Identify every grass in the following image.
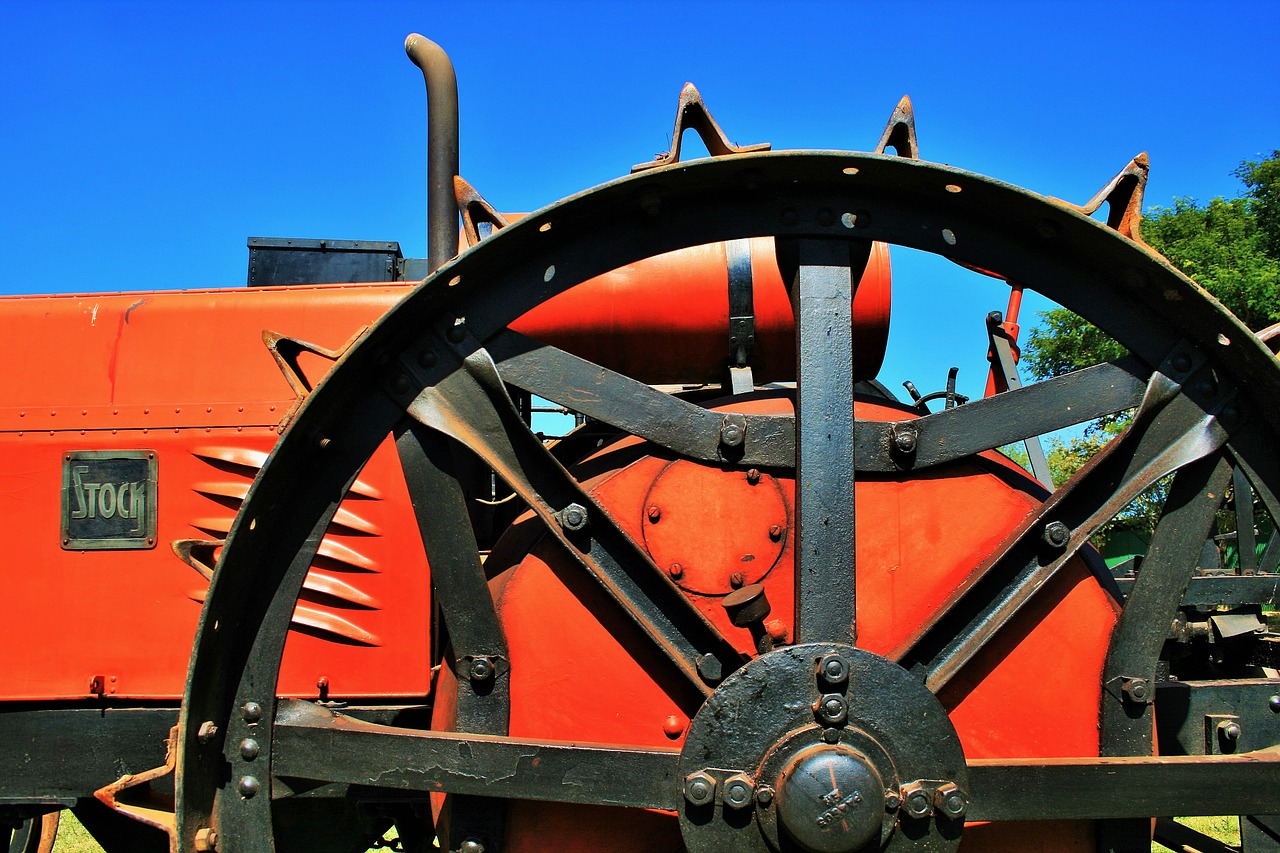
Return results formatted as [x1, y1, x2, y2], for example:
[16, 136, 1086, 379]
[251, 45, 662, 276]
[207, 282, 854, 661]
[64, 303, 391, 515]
[50, 808, 1244, 852]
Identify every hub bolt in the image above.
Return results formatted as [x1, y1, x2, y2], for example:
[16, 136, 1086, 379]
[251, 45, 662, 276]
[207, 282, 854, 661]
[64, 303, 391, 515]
[815, 693, 848, 727]
[817, 653, 848, 686]
[934, 782, 969, 819]
[723, 773, 755, 809]
[684, 771, 717, 806]
[900, 782, 933, 819]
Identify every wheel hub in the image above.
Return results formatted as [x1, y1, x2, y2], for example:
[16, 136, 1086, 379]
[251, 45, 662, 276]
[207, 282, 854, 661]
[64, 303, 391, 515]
[776, 743, 885, 852]
[678, 643, 968, 852]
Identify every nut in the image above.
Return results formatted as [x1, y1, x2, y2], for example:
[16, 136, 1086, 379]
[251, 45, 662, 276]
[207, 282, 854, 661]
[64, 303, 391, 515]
[900, 782, 933, 819]
[720, 421, 745, 448]
[817, 653, 848, 686]
[468, 656, 496, 682]
[684, 771, 717, 806]
[934, 782, 968, 819]
[814, 693, 848, 727]
[1217, 720, 1242, 742]
[723, 773, 755, 809]
[892, 424, 918, 455]
[194, 828, 219, 852]
[196, 720, 219, 744]
[558, 503, 589, 532]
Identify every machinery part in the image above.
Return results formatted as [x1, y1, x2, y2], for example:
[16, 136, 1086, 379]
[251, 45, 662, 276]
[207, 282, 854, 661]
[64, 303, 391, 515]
[175, 66, 1280, 853]
[6, 813, 58, 853]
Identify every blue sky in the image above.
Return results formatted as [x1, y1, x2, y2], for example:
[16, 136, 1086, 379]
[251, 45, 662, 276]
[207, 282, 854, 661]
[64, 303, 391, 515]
[2, 1, 1277, 404]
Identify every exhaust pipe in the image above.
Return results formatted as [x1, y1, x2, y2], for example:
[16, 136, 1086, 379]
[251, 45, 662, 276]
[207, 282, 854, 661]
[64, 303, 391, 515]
[405, 34, 459, 274]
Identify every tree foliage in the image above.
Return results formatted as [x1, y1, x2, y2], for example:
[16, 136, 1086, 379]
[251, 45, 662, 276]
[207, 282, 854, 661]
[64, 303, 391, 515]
[1013, 152, 1280, 546]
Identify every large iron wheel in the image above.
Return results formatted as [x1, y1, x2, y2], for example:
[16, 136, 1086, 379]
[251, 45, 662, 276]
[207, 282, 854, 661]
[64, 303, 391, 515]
[175, 148, 1280, 853]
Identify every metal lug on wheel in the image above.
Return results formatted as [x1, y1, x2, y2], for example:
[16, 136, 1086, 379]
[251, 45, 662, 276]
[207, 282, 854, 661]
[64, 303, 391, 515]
[933, 782, 969, 819]
[194, 828, 219, 852]
[196, 720, 219, 744]
[900, 782, 933, 819]
[1042, 520, 1070, 548]
[817, 652, 848, 687]
[684, 771, 717, 806]
[558, 502, 588, 532]
[723, 773, 755, 810]
[814, 692, 848, 727]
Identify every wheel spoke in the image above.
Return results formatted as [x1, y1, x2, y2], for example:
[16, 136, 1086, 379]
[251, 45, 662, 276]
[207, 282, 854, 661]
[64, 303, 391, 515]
[488, 329, 794, 467]
[271, 700, 682, 809]
[406, 338, 741, 702]
[854, 358, 1147, 473]
[895, 344, 1238, 690]
[790, 238, 865, 645]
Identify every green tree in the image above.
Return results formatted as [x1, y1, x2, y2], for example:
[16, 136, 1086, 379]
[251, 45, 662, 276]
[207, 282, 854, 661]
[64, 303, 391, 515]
[1016, 152, 1280, 548]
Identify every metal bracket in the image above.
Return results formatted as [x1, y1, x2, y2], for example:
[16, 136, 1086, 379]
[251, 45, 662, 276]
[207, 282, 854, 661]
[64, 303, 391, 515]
[632, 83, 770, 172]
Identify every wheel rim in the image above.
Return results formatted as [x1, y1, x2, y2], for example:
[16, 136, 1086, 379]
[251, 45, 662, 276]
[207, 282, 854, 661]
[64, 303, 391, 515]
[175, 150, 1280, 852]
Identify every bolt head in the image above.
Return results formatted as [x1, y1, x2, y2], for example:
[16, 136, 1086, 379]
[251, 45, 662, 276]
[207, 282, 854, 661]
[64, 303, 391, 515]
[723, 773, 755, 809]
[1218, 720, 1242, 741]
[559, 503, 589, 532]
[237, 775, 260, 799]
[768, 524, 784, 542]
[746, 469, 761, 485]
[668, 562, 684, 579]
[729, 571, 745, 589]
[646, 505, 662, 522]
[446, 321, 467, 343]
[1171, 353, 1193, 373]
[1122, 678, 1150, 703]
[194, 828, 219, 852]
[818, 653, 848, 685]
[391, 374, 412, 394]
[1043, 521, 1070, 548]
[239, 738, 260, 761]
[684, 771, 717, 806]
[459, 839, 485, 853]
[893, 426, 918, 454]
[815, 693, 848, 727]
[1270, 694, 1280, 713]
[901, 783, 933, 819]
[196, 720, 219, 744]
[241, 702, 263, 723]
[884, 789, 902, 810]
[469, 657, 495, 681]
[756, 786, 775, 806]
[696, 654, 723, 684]
[934, 782, 968, 819]
[822, 727, 841, 744]
[721, 424, 744, 447]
